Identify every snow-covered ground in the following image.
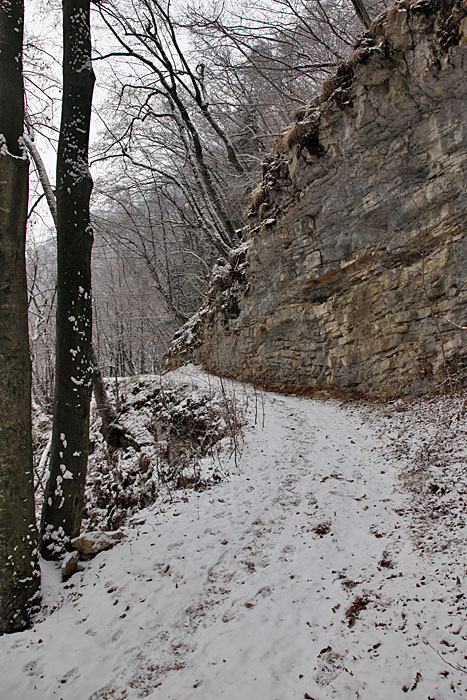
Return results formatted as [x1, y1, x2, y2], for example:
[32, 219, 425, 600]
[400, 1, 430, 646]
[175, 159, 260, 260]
[2, 366, 466, 700]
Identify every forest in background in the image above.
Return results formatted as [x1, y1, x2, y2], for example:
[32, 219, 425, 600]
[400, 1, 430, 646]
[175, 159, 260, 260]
[27, 0, 391, 406]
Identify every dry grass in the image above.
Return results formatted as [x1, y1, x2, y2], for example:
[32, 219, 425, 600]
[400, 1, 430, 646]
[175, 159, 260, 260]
[274, 121, 312, 154]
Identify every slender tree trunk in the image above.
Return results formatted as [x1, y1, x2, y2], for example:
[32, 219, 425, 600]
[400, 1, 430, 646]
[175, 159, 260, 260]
[91, 347, 138, 450]
[23, 133, 58, 227]
[172, 97, 237, 248]
[350, 0, 372, 30]
[0, 0, 41, 634]
[40, 0, 95, 559]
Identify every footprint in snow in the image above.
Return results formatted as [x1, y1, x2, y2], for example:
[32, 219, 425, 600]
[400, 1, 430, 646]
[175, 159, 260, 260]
[23, 660, 40, 676]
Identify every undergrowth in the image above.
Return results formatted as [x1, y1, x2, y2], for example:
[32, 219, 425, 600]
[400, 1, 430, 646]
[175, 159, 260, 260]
[83, 374, 245, 530]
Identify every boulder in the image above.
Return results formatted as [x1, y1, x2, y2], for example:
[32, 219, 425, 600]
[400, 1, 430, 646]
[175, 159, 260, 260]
[71, 530, 125, 556]
[61, 551, 81, 580]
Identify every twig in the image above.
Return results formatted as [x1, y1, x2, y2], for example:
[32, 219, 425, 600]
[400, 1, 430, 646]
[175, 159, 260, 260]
[424, 640, 467, 674]
[445, 318, 467, 331]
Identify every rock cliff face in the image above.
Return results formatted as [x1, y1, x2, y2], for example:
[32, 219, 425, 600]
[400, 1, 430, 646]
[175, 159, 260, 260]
[169, 0, 467, 398]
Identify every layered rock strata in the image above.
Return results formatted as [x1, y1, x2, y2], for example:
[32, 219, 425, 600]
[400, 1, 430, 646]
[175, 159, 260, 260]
[169, 0, 467, 397]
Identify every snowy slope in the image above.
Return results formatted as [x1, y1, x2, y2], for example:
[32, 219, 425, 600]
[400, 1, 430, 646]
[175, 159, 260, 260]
[1, 367, 466, 700]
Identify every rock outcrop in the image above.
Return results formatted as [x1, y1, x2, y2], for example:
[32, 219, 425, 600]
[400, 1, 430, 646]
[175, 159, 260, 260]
[169, 0, 467, 398]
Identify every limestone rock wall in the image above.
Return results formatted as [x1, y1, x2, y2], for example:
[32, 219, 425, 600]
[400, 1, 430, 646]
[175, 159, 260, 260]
[169, 0, 467, 398]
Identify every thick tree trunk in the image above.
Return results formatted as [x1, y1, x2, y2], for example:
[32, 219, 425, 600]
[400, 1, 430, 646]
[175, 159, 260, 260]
[40, 0, 95, 559]
[0, 0, 25, 158]
[23, 130, 131, 453]
[0, 0, 41, 634]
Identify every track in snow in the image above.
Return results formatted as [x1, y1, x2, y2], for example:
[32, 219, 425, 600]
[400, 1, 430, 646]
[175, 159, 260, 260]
[1, 370, 466, 700]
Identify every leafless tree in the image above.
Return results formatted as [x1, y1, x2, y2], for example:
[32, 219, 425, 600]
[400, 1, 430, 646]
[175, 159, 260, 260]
[86, 0, 390, 365]
[40, 0, 96, 559]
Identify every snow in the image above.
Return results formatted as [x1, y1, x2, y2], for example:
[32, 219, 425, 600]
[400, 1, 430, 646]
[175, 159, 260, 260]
[1, 366, 466, 699]
[0, 134, 28, 159]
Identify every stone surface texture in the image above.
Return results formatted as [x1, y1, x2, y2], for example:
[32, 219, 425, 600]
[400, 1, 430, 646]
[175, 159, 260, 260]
[61, 551, 81, 580]
[168, 0, 467, 398]
[71, 530, 125, 556]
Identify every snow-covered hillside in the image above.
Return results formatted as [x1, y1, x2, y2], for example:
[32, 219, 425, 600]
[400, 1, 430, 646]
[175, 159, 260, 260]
[1, 367, 466, 699]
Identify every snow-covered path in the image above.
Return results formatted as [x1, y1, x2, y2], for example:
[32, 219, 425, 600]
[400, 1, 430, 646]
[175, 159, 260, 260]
[1, 372, 466, 700]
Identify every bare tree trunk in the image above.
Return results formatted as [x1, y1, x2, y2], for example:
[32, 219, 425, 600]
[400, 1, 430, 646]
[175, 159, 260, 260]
[40, 0, 95, 559]
[91, 347, 138, 450]
[0, 0, 41, 634]
[350, 0, 372, 30]
[23, 133, 58, 227]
